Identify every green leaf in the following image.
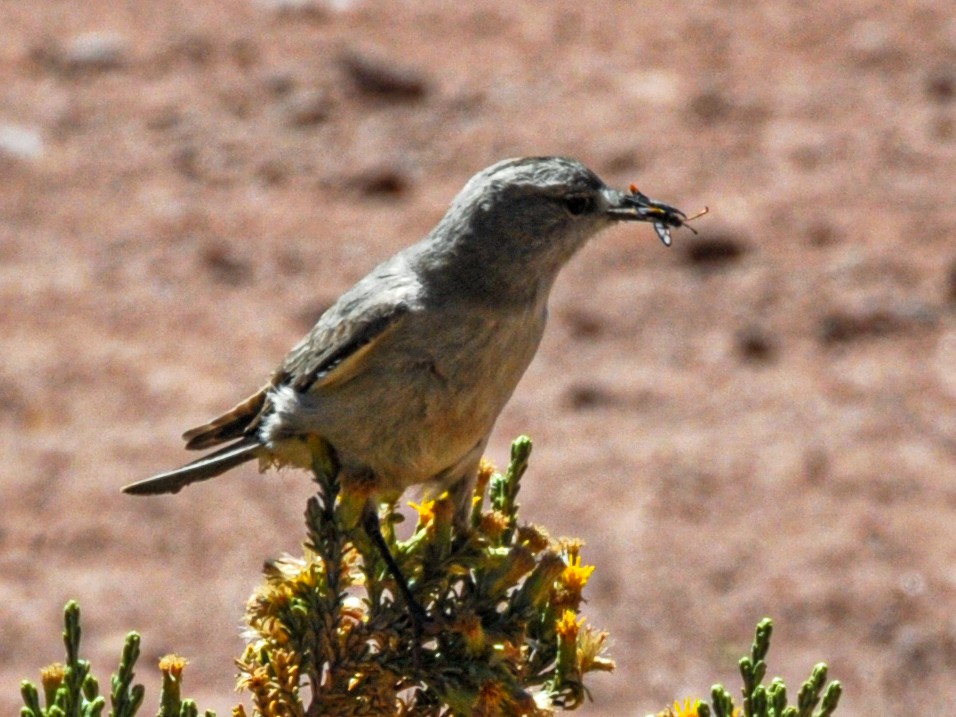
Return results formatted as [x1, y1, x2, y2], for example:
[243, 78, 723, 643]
[797, 663, 827, 717]
[83, 695, 106, 717]
[752, 618, 773, 663]
[815, 681, 842, 717]
[20, 680, 43, 717]
[110, 633, 143, 717]
[711, 684, 736, 717]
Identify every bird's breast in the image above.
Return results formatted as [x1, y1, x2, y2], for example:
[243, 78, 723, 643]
[265, 301, 548, 491]
[416, 303, 547, 408]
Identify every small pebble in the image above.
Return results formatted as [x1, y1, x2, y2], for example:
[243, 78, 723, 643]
[252, 0, 328, 14]
[0, 124, 44, 161]
[565, 383, 615, 411]
[945, 258, 956, 306]
[680, 231, 746, 268]
[689, 88, 732, 125]
[63, 32, 129, 72]
[351, 164, 411, 197]
[281, 89, 331, 127]
[254, 0, 356, 13]
[818, 305, 937, 346]
[925, 67, 956, 104]
[199, 242, 253, 287]
[263, 70, 297, 97]
[735, 325, 777, 364]
[340, 50, 428, 100]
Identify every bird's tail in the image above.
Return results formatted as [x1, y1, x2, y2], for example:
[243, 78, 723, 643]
[122, 438, 262, 496]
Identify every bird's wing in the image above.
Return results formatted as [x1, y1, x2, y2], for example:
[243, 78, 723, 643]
[180, 299, 412, 451]
[181, 250, 422, 451]
[281, 300, 411, 393]
[182, 386, 270, 450]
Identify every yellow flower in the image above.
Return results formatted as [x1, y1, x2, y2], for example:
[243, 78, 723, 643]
[475, 458, 497, 492]
[268, 648, 301, 692]
[409, 498, 437, 526]
[516, 524, 550, 553]
[578, 625, 614, 674]
[40, 662, 65, 686]
[292, 563, 321, 591]
[158, 654, 188, 680]
[555, 609, 582, 640]
[559, 537, 584, 561]
[653, 698, 738, 717]
[672, 698, 700, 717]
[40, 662, 66, 703]
[479, 509, 511, 540]
[560, 554, 595, 594]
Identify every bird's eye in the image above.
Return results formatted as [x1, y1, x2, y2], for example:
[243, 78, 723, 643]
[563, 194, 595, 216]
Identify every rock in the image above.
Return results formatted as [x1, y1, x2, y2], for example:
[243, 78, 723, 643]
[564, 383, 616, 411]
[561, 309, 605, 340]
[847, 19, 907, 69]
[818, 304, 938, 346]
[689, 88, 732, 125]
[945, 258, 956, 306]
[198, 242, 253, 287]
[63, 32, 129, 72]
[804, 221, 839, 247]
[0, 124, 44, 161]
[251, 0, 331, 15]
[229, 38, 259, 70]
[350, 163, 411, 197]
[145, 105, 182, 132]
[735, 325, 777, 364]
[680, 231, 747, 269]
[168, 33, 216, 66]
[252, 0, 356, 14]
[925, 66, 956, 104]
[281, 89, 331, 127]
[263, 70, 297, 97]
[255, 158, 289, 186]
[340, 50, 428, 100]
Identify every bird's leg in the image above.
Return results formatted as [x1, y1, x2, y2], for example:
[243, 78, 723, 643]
[360, 503, 428, 634]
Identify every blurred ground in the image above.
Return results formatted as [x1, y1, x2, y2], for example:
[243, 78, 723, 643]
[3, 1, 956, 715]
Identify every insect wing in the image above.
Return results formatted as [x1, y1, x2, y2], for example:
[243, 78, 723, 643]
[654, 222, 673, 247]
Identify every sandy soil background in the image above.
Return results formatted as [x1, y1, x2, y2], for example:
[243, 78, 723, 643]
[3, 1, 956, 715]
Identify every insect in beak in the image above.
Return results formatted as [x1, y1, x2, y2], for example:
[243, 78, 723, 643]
[625, 183, 709, 247]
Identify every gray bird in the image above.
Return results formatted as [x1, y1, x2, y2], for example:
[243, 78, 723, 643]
[124, 157, 689, 523]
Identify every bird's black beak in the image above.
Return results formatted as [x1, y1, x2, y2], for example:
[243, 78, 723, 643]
[605, 187, 689, 247]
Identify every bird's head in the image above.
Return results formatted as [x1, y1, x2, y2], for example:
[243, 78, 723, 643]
[420, 156, 694, 301]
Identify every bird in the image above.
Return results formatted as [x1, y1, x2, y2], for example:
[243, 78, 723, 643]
[123, 157, 690, 608]
[124, 156, 690, 507]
